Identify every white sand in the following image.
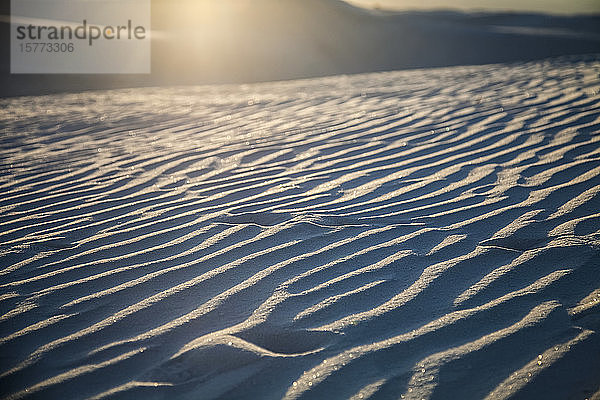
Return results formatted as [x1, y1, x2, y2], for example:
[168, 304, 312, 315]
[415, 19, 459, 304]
[1, 57, 600, 399]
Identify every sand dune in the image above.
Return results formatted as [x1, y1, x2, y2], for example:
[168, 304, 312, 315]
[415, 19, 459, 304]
[1, 56, 600, 399]
[2, 0, 600, 96]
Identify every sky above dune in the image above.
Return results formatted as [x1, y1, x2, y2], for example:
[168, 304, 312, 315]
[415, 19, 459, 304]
[346, 0, 600, 15]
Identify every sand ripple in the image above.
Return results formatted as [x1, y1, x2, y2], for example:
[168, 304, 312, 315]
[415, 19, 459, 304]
[1, 56, 600, 399]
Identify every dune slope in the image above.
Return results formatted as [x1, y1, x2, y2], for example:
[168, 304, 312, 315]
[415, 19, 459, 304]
[1, 56, 600, 399]
[2, 0, 600, 96]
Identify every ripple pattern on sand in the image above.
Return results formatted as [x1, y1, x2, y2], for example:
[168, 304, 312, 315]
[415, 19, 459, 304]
[1, 57, 600, 399]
